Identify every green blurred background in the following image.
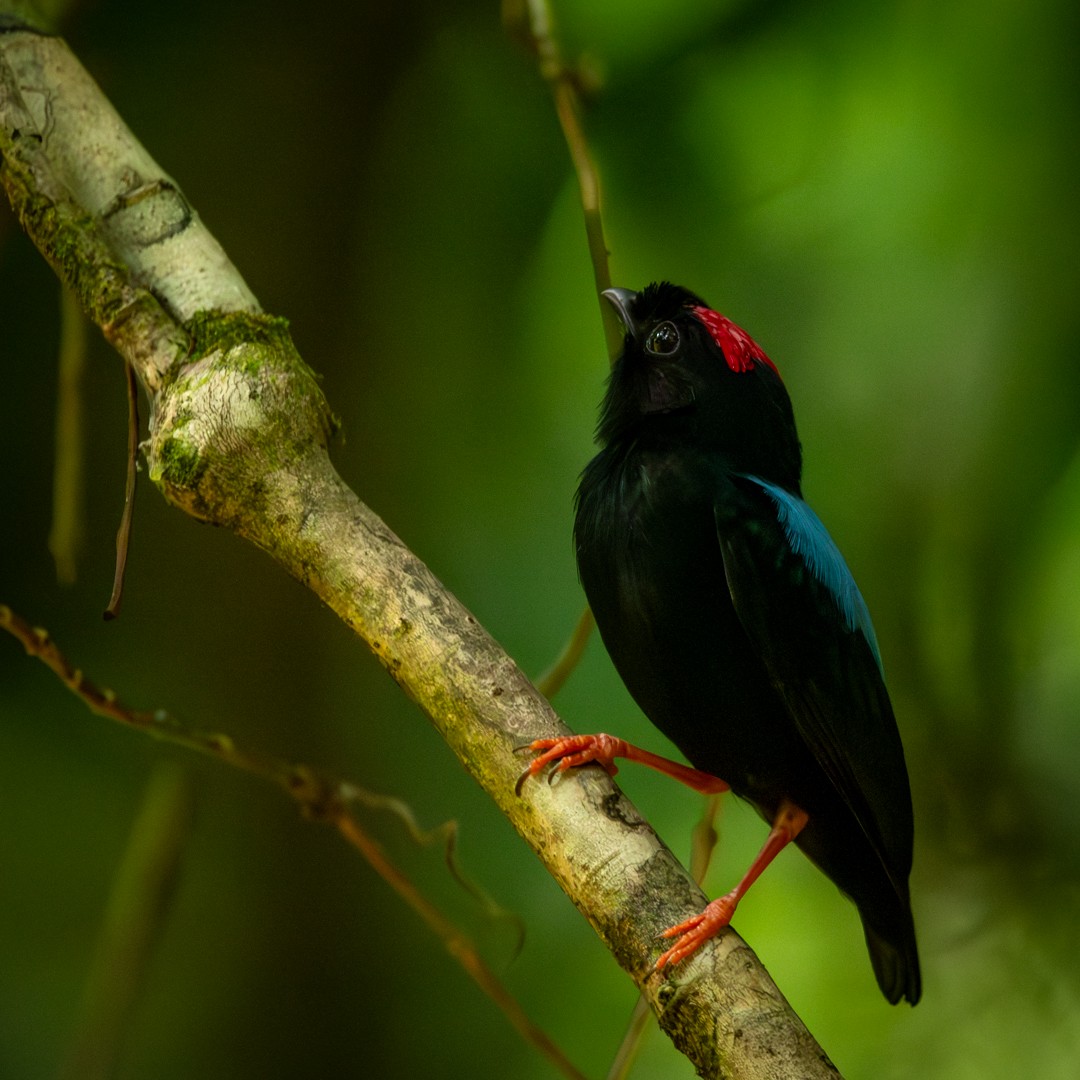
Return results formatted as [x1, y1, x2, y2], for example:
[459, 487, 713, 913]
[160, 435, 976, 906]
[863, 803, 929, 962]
[2, 0, 1079, 1076]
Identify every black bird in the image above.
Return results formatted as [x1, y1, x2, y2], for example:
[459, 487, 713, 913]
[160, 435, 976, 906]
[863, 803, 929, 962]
[521, 283, 920, 1005]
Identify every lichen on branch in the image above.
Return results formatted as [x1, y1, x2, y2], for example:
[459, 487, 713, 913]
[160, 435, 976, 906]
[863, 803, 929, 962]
[147, 311, 337, 527]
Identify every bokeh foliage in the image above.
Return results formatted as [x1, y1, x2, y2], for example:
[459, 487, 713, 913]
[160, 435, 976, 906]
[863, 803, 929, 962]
[1, 0, 1078, 1076]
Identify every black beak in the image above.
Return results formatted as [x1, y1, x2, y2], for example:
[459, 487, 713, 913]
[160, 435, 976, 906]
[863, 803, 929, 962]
[602, 287, 641, 345]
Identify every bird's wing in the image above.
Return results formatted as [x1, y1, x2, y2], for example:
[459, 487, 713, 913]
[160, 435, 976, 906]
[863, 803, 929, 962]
[715, 473, 913, 892]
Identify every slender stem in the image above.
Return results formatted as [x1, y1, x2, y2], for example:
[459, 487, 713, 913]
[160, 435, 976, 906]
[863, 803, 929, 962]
[535, 604, 594, 698]
[606, 996, 653, 1080]
[691, 793, 724, 884]
[335, 813, 580, 1077]
[551, 80, 618, 355]
[515, 0, 622, 364]
[512, 0, 618, 700]
[104, 359, 139, 620]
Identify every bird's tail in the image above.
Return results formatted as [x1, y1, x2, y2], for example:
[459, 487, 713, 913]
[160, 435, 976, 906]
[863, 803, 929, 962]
[862, 913, 921, 1005]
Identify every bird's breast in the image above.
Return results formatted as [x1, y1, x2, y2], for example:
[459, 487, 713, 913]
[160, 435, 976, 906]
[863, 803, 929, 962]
[573, 445, 814, 805]
[581, 456, 729, 688]
[577, 451, 717, 623]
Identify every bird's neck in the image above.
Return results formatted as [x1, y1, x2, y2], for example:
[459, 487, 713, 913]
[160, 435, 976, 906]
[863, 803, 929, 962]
[595, 423, 803, 498]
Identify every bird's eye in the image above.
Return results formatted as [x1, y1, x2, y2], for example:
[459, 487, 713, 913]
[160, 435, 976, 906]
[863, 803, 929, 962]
[647, 322, 680, 356]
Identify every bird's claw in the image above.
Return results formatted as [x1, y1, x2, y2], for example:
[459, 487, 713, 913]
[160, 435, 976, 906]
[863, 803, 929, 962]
[513, 735, 622, 797]
[654, 894, 737, 971]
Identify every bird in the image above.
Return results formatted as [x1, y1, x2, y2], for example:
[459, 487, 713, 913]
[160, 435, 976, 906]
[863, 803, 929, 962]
[519, 282, 920, 1005]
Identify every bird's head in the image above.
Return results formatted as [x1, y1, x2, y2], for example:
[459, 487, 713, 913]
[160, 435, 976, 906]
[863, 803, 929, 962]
[598, 282, 801, 489]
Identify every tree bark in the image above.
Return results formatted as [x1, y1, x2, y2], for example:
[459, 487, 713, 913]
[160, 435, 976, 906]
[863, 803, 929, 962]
[0, 17, 840, 1079]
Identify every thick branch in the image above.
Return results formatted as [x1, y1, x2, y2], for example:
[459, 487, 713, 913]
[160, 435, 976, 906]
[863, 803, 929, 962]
[0, 21, 839, 1079]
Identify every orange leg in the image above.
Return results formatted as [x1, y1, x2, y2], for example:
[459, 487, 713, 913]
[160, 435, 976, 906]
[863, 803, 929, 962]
[655, 800, 809, 970]
[514, 733, 730, 797]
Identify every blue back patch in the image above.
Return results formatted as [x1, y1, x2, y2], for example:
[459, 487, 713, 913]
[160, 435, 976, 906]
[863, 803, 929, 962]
[748, 477, 883, 674]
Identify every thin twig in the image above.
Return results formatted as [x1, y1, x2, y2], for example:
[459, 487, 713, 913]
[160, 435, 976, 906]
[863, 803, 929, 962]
[510, 0, 620, 700]
[103, 359, 139, 620]
[344, 785, 526, 957]
[0, 604, 588, 1080]
[535, 604, 594, 698]
[507, 0, 621, 362]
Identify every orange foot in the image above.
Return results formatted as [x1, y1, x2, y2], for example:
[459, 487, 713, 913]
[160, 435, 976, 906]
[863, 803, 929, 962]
[514, 734, 729, 797]
[655, 891, 738, 970]
[653, 800, 808, 971]
[514, 734, 624, 795]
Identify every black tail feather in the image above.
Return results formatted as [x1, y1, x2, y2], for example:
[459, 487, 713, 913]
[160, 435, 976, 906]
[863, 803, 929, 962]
[862, 917, 921, 1005]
